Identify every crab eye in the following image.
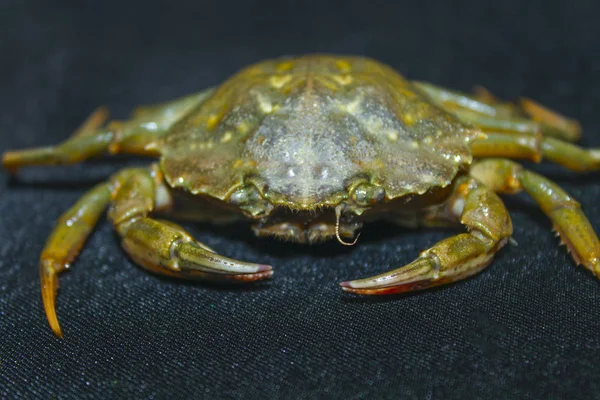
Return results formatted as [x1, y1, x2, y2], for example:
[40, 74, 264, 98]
[228, 185, 271, 217]
[351, 183, 386, 206]
[228, 186, 257, 205]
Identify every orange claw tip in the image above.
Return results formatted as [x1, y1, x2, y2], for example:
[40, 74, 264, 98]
[256, 264, 273, 272]
[340, 285, 405, 295]
[340, 280, 426, 295]
[231, 268, 274, 282]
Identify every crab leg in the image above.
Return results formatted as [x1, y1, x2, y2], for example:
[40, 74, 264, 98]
[3, 130, 118, 173]
[40, 165, 271, 337]
[470, 159, 600, 275]
[519, 98, 582, 142]
[413, 81, 515, 117]
[471, 134, 600, 171]
[2, 89, 214, 173]
[340, 177, 513, 294]
[413, 81, 581, 142]
[70, 106, 110, 138]
[40, 183, 112, 337]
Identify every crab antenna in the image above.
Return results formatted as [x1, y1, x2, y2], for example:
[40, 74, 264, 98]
[335, 205, 360, 246]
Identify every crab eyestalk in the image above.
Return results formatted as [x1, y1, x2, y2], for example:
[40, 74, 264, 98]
[350, 183, 386, 207]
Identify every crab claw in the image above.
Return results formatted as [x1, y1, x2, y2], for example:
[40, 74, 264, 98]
[339, 257, 440, 295]
[174, 240, 273, 282]
[118, 217, 274, 284]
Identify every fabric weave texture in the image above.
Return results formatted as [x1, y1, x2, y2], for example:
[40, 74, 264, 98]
[1, 1, 599, 398]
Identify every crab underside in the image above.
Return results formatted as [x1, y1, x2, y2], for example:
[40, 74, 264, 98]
[3, 54, 600, 337]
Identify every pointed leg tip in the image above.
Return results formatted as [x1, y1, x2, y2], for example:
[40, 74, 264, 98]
[339, 280, 353, 288]
[45, 308, 63, 338]
[44, 308, 64, 337]
[51, 324, 63, 338]
[2, 152, 18, 173]
[41, 263, 64, 337]
[588, 258, 600, 279]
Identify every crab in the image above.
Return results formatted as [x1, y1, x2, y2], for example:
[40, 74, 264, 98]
[4, 54, 600, 337]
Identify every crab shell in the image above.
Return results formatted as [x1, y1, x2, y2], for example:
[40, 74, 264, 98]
[158, 55, 482, 242]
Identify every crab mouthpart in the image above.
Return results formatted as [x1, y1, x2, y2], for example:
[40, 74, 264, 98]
[252, 207, 362, 244]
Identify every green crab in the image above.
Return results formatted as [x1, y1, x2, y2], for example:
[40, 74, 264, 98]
[4, 54, 600, 337]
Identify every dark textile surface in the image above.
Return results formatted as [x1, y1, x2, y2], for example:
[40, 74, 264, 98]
[1, 1, 600, 399]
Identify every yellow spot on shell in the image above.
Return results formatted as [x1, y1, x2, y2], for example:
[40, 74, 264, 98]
[221, 131, 233, 143]
[270, 74, 292, 88]
[333, 75, 353, 85]
[207, 114, 221, 129]
[386, 131, 398, 141]
[403, 114, 415, 125]
[342, 96, 362, 114]
[257, 94, 273, 113]
[277, 61, 294, 72]
[335, 60, 352, 73]
[238, 121, 250, 134]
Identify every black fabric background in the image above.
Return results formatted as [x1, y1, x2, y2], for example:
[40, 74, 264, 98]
[2, 1, 600, 399]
